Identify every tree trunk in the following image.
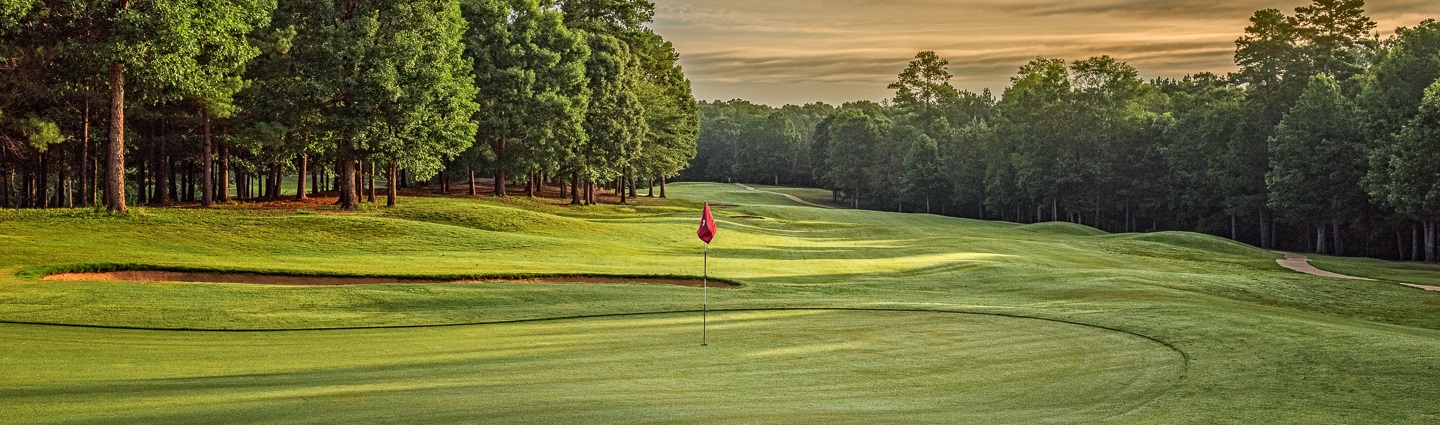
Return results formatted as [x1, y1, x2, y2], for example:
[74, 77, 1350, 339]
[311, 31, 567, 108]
[181, 159, 192, 203]
[570, 172, 580, 205]
[295, 155, 307, 201]
[1315, 224, 1328, 255]
[1230, 215, 1237, 241]
[36, 150, 48, 209]
[440, 163, 449, 194]
[200, 109, 213, 206]
[386, 163, 398, 207]
[619, 175, 627, 203]
[1332, 221, 1344, 257]
[154, 138, 170, 206]
[79, 92, 91, 207]
[170, 157, 180, 203]
[1051, 199, 1058, 222]
[354, 161, 364, 200]
[104, 62, 127, 213]
[628, 172, 637, 199]
[367, 162, 376, 203]
[493, 138, 507, 197]
[468, 166, 476, 196]
[659, 175, 666, 198]
[1413, 224, 1421, 262]
[647, 176, 654, 197]
[274, 163, 284, 201]
[1397, 230, 1406, 261]
[338, 157, 356, 210]
[218, 145, 230, 202]
[1, 150, 10, 208]
[59, 148, 72, 207]
[136, 159, 147, 204]
[524, 171, 534, 197]
[1259, 207, 1272, 249]
[1427, 219, 1437, 263]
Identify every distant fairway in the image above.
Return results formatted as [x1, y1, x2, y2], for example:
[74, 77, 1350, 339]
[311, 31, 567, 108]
[2, 182, 1439, 423]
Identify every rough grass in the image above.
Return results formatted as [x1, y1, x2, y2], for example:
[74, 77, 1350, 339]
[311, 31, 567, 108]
[1, 182, 1439, 423]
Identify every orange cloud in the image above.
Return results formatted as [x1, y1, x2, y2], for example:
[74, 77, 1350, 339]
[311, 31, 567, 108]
[652, 0, 1440, 106]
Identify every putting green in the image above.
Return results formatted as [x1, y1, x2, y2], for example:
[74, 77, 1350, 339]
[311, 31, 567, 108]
[0, 309, 1182, 424]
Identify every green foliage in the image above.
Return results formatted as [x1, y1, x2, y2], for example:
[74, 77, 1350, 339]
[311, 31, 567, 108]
[630, 30, 699, 182]
[0, 0, 33, 28]
[888, 51, 952, 116]
[463, 0, 589, 182]
[19, 116, 64, 150]
[1356, 19, 1440, 141]
[1367, 79, 1440, 218]
[1267, 73, 1366, 224]
[575, 31, 645, 184]
[282, 0, 479, 181]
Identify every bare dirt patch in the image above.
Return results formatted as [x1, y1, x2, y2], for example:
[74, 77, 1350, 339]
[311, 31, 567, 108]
[42, 271, 731, 288]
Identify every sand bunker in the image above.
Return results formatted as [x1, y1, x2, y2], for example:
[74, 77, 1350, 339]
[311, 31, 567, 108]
[42, 271, 730, 288]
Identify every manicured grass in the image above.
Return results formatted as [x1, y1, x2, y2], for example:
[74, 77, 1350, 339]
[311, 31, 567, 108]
[2, 182, 1439, 423]
[1311, 255, 1440, 288]
[0, 310, 1182, 424]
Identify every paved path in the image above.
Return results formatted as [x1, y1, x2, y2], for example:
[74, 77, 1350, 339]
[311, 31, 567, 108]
[734, 184, 833, 209]
[1276, 252, 1440, 292]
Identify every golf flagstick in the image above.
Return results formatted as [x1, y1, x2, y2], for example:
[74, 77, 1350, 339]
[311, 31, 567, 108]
[697, 201, 716, 347]
[703, 243, 708, 346]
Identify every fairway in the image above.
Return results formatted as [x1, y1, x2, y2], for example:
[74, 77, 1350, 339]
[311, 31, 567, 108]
[3, 182, 1440, 423]
[1, 310, 1181, 424]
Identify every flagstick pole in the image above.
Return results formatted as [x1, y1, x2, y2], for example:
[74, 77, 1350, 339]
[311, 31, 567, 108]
[702, 243, 708, 347]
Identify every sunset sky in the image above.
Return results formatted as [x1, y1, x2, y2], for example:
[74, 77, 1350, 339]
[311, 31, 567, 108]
[649, 0, 1440, 106]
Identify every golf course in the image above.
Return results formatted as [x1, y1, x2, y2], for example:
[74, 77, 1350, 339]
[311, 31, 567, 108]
[1, 182, 1437, 423]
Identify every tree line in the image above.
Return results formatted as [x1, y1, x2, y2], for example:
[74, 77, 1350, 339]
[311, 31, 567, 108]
[683, 1, 1440, 262]
[0, 0, 697, 212]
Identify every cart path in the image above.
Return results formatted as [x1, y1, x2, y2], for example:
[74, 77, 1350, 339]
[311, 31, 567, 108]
[735, 183, 834, 209]
[1276, 252, 1440, 291]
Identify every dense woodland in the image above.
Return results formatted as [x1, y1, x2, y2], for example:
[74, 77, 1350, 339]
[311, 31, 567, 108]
[683, 1, 1440, 262]
[0, 0, 697, 211]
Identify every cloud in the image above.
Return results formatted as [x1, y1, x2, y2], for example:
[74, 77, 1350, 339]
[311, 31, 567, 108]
[652, 0, 1440, 106]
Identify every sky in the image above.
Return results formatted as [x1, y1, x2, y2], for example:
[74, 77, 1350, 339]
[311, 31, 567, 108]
[649, 0, 1440, 106]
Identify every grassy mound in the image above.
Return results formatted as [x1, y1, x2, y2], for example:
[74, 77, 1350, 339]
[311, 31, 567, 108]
[1015, 221, 1108, 236]
[382, 197, 590, 233]
[1106, 231, 1271, 257]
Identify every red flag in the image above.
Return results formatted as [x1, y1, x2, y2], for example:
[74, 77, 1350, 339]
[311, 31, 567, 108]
[697, 202, 717, 244]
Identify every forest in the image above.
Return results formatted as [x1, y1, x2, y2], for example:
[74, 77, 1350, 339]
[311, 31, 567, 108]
[0, 0, 697, 211]
[682, 1, 1440, 262]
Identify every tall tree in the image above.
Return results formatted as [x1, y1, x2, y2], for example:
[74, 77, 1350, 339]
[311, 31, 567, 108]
[1267, 74, 1366, 254]
[572, 32, 644, 204]
[888, 51, 953, 124]
[630, 30, 697, 195]
[283, 0, 478, 209]
[1356, 19, 1440, 142]
[1367, 79, 1440, 261]
[1292, 0, 1377, 79]
[462, 0, 588, 197]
